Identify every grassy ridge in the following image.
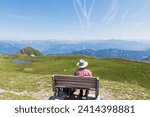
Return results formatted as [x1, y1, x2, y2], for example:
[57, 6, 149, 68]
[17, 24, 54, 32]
[0, 54, 150, 99]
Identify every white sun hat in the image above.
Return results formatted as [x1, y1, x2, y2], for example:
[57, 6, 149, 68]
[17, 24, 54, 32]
[76, 59, 88, 68]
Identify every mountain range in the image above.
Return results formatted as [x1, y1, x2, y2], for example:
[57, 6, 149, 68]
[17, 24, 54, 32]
[71, 49, 150, 60]
[143, 56, 150, 61]
[0, 40, 150, 60]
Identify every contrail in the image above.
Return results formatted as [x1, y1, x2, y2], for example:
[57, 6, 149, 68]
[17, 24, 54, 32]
[87, 0, 96, 18]
[73, 0, 96, 27]
[102, 0, 119, 24]
[86, 0, 96, 26]
[73, 0, 84, 27]
[83, 0, 87, 17]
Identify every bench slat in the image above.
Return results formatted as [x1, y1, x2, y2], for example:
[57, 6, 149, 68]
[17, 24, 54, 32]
[56, 83, 96, 88]
[53, 75, 98, 79]
[56, 80, 97, 85]
[55, 79, 97, 84]
[55, 85, 96, 89]
[56, 81, 96, 88]
[54, 77, 98, 81]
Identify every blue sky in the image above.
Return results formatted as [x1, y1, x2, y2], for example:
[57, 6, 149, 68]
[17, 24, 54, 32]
[0, 0, 150, 41]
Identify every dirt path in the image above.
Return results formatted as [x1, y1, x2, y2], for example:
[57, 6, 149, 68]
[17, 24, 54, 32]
[0, 88, 114, 100]
[0, 89, 51, 100]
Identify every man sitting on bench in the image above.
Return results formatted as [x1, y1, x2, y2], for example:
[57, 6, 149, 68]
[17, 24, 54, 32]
[73, 59, 93, 97]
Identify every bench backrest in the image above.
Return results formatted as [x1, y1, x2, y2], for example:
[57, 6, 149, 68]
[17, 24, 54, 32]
[52, 74, 99, 97]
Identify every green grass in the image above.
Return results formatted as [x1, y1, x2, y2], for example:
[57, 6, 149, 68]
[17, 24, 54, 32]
[0, 54, 150, 99]
[0, 72, 51, 92]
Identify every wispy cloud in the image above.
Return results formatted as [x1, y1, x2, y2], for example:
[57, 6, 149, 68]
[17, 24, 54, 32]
[7, 14, 26, 20]
[101, 0, 120, 24]
[132, 1, 150, 18]
[0, 13, 27, 21]
[9, 14, 26, 20]
[120, 9, 130, 21]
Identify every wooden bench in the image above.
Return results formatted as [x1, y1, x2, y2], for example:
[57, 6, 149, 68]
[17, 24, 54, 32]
[51, 74, 100, 100]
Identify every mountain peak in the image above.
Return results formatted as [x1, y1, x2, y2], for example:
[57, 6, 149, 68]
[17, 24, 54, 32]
[20, 47, 43, 56]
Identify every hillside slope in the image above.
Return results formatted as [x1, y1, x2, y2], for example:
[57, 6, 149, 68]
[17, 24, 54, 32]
[0, 55, 150, 99]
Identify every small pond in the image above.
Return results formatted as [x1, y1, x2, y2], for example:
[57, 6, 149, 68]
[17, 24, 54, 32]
[12, 60, 32, 64]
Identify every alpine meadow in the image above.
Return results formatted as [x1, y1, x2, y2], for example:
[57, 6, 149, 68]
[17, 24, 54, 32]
[0, 54, 150, 100]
